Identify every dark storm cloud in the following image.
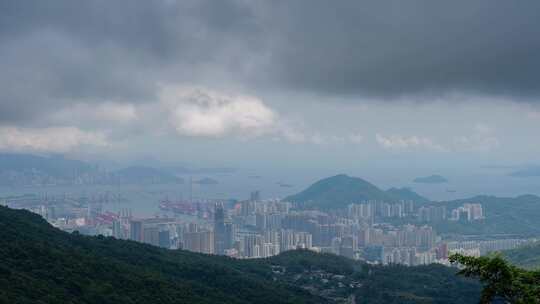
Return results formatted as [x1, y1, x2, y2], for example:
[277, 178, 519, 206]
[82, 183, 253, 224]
[260, 0, 540, 98]
[1, 0, 540, 125]
[0, 0, 262, 124]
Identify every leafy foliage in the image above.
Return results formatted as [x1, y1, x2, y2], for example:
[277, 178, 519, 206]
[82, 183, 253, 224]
[450, 253, 540, 303]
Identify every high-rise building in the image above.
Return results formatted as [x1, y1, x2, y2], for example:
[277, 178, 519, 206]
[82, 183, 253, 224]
[418, 206, 446, 222]
[184, 231, 215, 254]
[159, 229, 170, 249]
[224, 223, 235, 250]
[250, 191, 261, 202]
[240, 201, 256, 216]
[143, 226, 160, 246]
[112, 220, 123, 239]
[339, 235, 357, 259]
[214, 203, 227, 254]
[243, 234, 263, 258]
[129, 220, 143, 242]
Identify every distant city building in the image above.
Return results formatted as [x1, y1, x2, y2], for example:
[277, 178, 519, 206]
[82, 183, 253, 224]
[450, 203, 483, 222]
[250, 191, 261, 202]
[214, 203, 227, 254]
[129, 220, 143, 242]
[184, 231, 214, 254]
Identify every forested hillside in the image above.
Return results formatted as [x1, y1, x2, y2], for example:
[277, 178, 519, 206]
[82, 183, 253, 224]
[0, 206, 480, 303]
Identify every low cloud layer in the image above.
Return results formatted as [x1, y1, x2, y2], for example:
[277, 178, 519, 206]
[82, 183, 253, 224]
[376, 123, 501, 153]
[376, 134, 443, 151]
[0, 1, 538, 163]
[0, 127, 108, 153]
[160, 86, 277, 138]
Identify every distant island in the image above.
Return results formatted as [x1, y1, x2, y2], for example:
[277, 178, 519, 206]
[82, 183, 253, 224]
[509, 166, 540, 178]
[193, 177, 219, 185]
[284, 174, 430, 209]
[277, 182, 294, 188]
[413, 174, 448, 184]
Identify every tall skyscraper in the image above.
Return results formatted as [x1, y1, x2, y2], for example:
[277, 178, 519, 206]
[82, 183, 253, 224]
[250, 190, 260, 202]
[112, 220, 123, 239]
[129, 220, 143, 242]
[159, 229, 171, 249]
[143, 226, 160, 246]
[214, 203, 226, 254]
[183, 231, 214, 254]
[224, 222, 235, 250]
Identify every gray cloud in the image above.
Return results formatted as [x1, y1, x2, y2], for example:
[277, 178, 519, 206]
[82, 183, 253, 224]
[1, 0, 540, 126]
[260, 0, 540, 98]
[0, 0, 263, 124]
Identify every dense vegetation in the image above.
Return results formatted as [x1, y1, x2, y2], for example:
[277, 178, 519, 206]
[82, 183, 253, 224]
[284, 174, 429, 209]
[0, 206, 323, 304]
[504, 242, 540, 270]
[0, 206, 481, 303]
[451, 254, 540, 303]
[266, 251, 480, 303]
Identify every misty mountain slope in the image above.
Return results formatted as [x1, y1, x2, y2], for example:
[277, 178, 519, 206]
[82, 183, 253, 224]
[504, 242, 540, 270]
[0, 153, 94, 174]
[284, 174, 429, 209]
[0, 206, 480, 304]
[0, 153, 96, 178]
[433, 195, 540, 236]
[413, 175, 448, 184]
[386, 187, 431, 204]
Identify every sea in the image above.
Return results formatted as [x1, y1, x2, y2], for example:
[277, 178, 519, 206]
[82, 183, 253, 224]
[1, 167, 539, 217]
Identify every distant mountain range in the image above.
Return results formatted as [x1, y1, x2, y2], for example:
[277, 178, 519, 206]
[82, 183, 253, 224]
[0, 153, 99, 186]
[0, 153, 230, 186]
[284, 174, 430, 209]
[0, 153, 96, 177]
[193, 177, 219, 185]
[112, 166, 184, 184]
[0, 206, 481, 303]
[413, 174, 448, 184]
[386, 187, 431, 204]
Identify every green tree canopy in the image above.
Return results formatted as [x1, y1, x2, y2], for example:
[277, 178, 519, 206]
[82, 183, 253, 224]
[450, 254, 540, 303]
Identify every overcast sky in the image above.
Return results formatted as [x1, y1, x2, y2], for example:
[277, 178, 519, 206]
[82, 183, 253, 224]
[1, 0, 540, 172]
